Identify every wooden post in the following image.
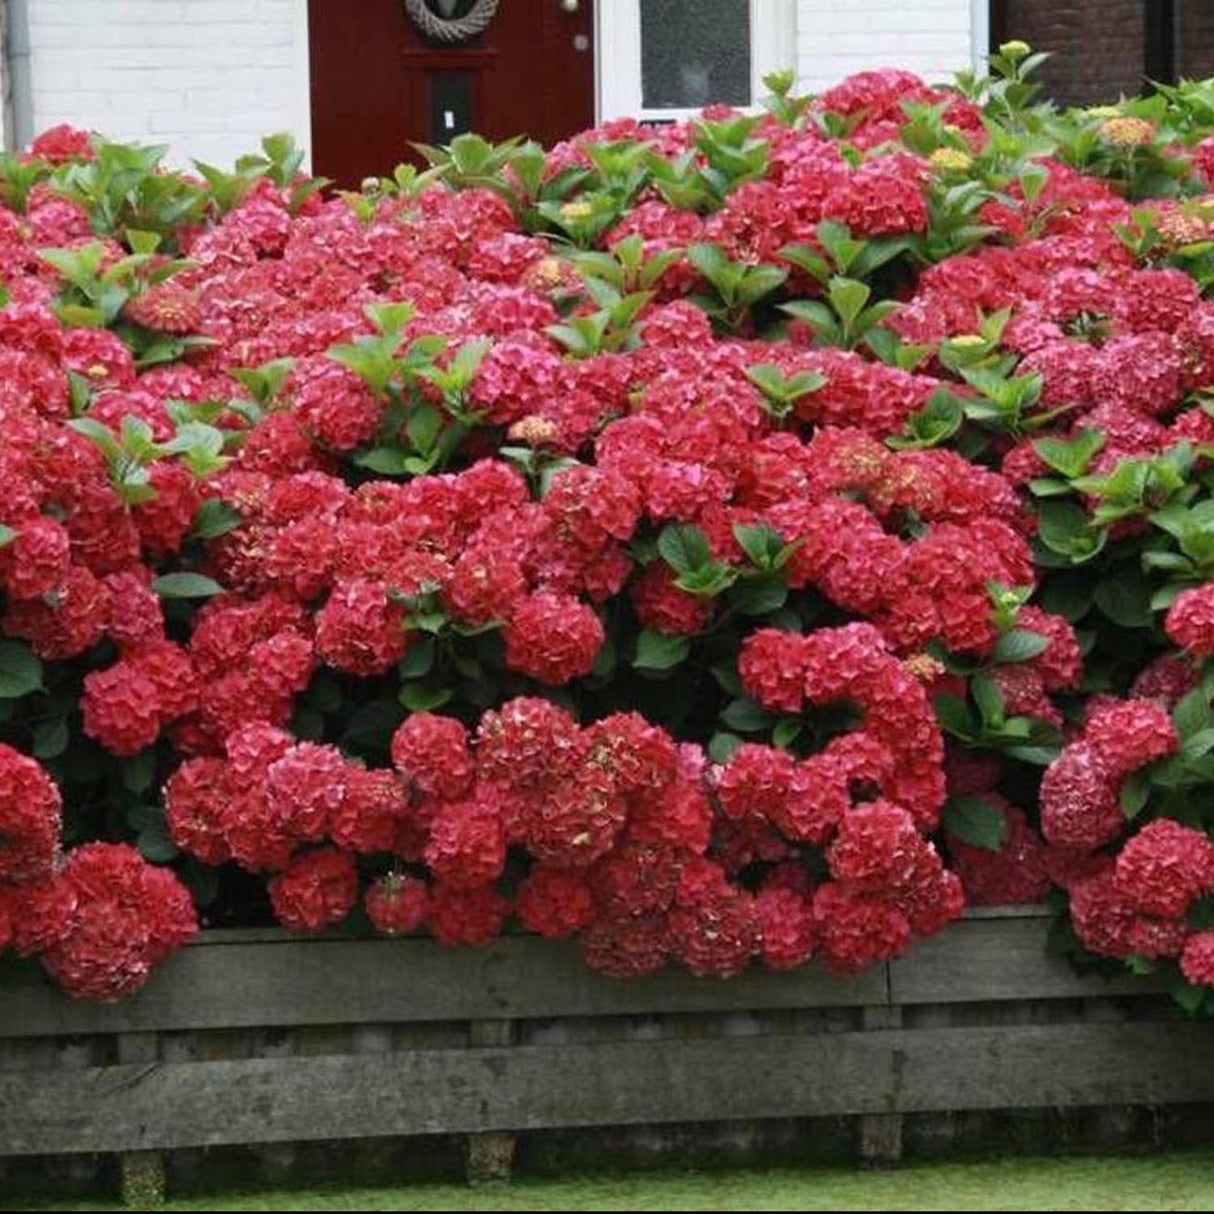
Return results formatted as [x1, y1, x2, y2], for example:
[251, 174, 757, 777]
[115, 1032, 165, 1208]
[465, 1020, 516, 1184]
[858, 1006, 903, 1168]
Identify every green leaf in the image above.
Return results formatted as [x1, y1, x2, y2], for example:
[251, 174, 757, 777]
[971, 673, 1006, 728]
[711, 664, 744, 697]
[1094, 571, 1153, 629]
[55, 303, 107, 328]
[733, 522, 787, 569]
[591, 635, 617, 680]
[771, 719, 802, 750]
[137, 822, 180, 864]
[1174, 688, 1213, 740]
[1169, 974, 1209, 1015]
[1005, 744, 1062, 766]
[1034, 429, 1105, 478]
[942, 794, 1008, 851]
[1027, 477, 1073, 497]
[406, 404, 443, 454]
[731, 576, 788, 616]
[354, 447, 411, 476]
[992, 628, 1050, 664]
[708, 731, 743, 763]
[1036, 500, 1104, 562]
[32, 718, 68, 760]
[827, 276, 871, 327]
[180, 857, 220, 907]
[122, 750, 157, 794]
[932, 693, 975, 738]
[633, 630, 691, 671]
[399, 635, 437, 679]
[674, 561, 737, 598]
[720, 697, 773, 733]
[1151, 584, 1189, 612]
[1180, 727, 1214, 760]
[398, 683, 454, 712]
[657, 523, 713, 575]
[0, 641, 43, 700]
[1120, 771, 1152, 819]
[190, 498, 242, 540]
[68, 416, 122, 460]
[365, 300, 415, 336]
[1038, 572, 1094, 623]
[153, 572, 224, 599]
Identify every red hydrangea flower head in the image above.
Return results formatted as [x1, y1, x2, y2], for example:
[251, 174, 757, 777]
[813, 882, 912, 974]
[827, 800, 927, 893]
[1115, 818, 1214, 918]
[503, 591, 603, 685]
[738, 628, 809, 714]
[268, 847, 358, 933]
[524, 765, 628, 867]
[366, 873, 430, 935]
[517, 865, 596, 939]
[580, 912, 670, 978]
[475, 696, 583, 790]
[1040, 743, 1123, 850]
[1166, 584, 1214, 656]
[583, 711, 678, 794]
[668, 880, 759, 978]
[41, 843, 197, 1001]
[754, 882, 818, 971]
[713, 743, 795, 823]
[1084, 698, 1178, 778]
[391, 712, 474, 801]
[30, 124, 95, 163]
[1181, 931, 1214, 988]
[0, 743, 62, 885]
[424, 788, 507, 889]
[428, 882, 511, 947]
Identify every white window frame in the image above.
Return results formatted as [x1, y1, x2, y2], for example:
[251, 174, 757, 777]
[596, 0, 796, 124]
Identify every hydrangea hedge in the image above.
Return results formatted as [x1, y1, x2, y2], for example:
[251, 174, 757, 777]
[3, 46, 1214, 1008]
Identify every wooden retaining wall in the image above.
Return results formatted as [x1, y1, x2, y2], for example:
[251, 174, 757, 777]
[1, 907, 1212, 1201]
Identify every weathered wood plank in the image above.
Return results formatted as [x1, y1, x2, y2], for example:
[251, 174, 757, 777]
[465, 1020, 517, 1181]
[858, 1006, 903, 1166]
[0, 913, 1166, 1041]
[116, 1033, 165, 1207]
[0, 937, 887, 1038]
[888, 917, 1165, 1004]
[4, 1020, 1214, 1156]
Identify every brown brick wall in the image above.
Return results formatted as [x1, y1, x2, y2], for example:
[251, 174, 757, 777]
[1178, 0, 1214, 80]
[1000, 0, 1146, 106]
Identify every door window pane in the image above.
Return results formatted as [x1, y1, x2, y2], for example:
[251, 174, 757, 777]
[640, 0, 752, 110]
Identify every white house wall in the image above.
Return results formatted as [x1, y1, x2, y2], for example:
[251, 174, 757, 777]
[10, 0, 979, 164]
[796, 0, 978, 94]
[19, 0, 310, 167]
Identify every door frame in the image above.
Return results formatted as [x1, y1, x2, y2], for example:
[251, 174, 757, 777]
[595, 0, 798, 124]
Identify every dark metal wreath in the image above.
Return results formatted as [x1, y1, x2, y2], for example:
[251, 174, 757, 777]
[403, 0, 501, 43]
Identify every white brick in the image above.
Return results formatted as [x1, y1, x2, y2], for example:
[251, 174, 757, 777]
[21, 0, 308, 167]
[16, 0, 979, 170]
[796, 0, 975, 87]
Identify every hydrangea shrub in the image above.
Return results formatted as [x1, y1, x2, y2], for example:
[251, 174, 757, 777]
[4, 48, 1214, 1007]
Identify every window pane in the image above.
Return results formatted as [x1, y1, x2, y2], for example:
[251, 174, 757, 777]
[640, 0, 752, 110]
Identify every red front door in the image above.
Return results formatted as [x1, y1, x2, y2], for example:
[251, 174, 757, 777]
[308, 0, 597, 188]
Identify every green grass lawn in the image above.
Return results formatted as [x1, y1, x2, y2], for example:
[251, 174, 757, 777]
[13, 1153, 1214, 1212]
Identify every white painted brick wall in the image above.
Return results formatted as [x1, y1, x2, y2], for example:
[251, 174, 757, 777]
[22, 0, 310, 168]
[796, 0, 977, 94]
[13, 1, 978, 167]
